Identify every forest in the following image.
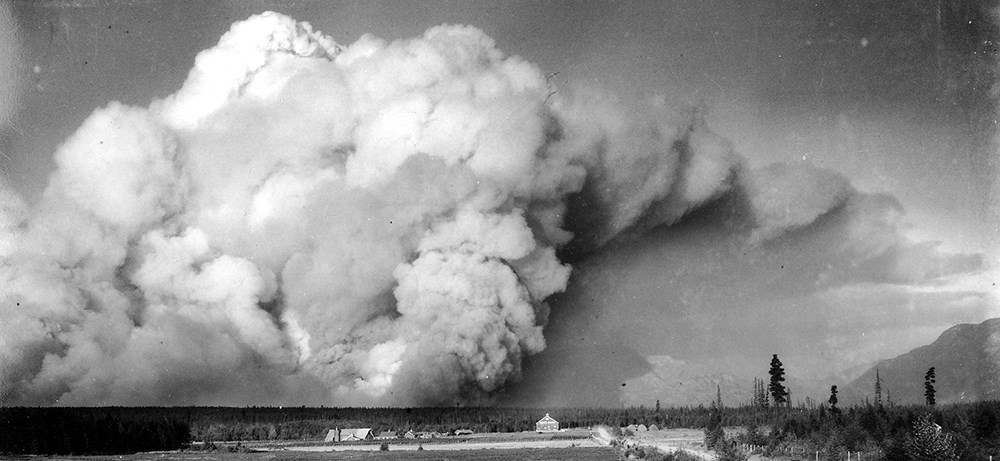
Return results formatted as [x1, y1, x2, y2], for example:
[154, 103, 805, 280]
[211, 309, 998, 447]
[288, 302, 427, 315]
[0, 406, 190, 455]
[2, 355, 998, 458]
[1, 401, 998, 458]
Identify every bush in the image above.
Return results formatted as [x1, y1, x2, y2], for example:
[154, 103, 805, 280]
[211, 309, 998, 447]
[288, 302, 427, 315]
[379, 442, 389, 451]
[714, 440, 749, 461]
[905, 414, 958, 461]
[670, 450, 707, 461]
[734, 423, 768, 446]
[622, 444, 693, 461]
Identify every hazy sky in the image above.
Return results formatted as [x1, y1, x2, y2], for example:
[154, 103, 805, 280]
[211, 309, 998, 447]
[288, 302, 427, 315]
[0, 0, 996, 407]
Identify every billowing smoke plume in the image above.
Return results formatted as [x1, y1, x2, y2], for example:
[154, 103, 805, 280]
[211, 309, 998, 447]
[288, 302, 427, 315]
[0, 12, 741, 405]
[0, 1, 20, 127]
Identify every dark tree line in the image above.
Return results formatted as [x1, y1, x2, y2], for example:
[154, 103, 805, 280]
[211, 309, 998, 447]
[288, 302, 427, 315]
[0, 407, 189, 455]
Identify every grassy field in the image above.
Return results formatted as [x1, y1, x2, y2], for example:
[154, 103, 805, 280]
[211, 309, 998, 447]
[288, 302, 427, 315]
[39, 429, 618, 461]
[49, 446, 618, 461]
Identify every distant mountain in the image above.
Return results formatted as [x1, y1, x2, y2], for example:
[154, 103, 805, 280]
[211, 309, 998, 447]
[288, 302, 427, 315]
[843, 318, 1000, 405]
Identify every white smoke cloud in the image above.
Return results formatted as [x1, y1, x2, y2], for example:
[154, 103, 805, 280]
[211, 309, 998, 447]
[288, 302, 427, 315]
[740, 162, 853, 243]
[0, 1, 21, 127]
[0, 12, 745, 405]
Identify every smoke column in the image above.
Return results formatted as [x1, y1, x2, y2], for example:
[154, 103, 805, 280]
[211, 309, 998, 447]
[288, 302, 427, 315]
[0, 12, 749, 405]
[0, 1, 20, 128]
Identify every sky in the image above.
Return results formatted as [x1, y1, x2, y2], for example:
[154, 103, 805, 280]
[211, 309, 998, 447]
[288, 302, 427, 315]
[0, 0, 997, 407]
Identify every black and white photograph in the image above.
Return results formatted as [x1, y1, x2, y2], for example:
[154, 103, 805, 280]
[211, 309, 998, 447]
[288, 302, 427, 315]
[0, 1, 997, 459]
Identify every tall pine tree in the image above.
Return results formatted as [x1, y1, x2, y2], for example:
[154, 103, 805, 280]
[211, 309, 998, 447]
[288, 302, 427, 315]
[924, 367, 936, 406]
[768, 354, 788, 406]
[874, 368, 883, 408]
[828, 385, 839, 414]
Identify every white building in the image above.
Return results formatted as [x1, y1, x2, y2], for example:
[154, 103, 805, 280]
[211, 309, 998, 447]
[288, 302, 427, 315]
[535, 413, 559, 432]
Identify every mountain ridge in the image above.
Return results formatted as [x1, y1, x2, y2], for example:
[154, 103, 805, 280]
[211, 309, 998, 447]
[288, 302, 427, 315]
[842, 318, 1000, 405]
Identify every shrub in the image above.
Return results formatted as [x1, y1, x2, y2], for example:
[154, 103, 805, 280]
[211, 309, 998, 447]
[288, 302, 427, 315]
[904, 414, 957, 461]
[714, 440, 749, 461]
[379, 442, 389, 451]
[704, 425, 726, 450]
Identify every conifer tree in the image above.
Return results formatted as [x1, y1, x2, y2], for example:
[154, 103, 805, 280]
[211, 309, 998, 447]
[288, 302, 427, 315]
[874, 368, 883, 407]
[828, 385, 838, 414]
[768, 354, 788, 405]
[924, 367, 936, 406]
[752, 377, 769, 408]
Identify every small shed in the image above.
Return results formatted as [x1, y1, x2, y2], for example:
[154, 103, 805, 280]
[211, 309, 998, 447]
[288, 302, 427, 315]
[535, 413, 559, 432]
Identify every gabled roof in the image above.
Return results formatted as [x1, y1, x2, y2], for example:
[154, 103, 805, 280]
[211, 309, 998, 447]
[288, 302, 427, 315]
[342, 428, 372, 439]
[536, 413, 558, 423]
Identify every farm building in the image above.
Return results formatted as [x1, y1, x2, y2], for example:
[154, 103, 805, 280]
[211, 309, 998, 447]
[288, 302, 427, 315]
[374, 430, 396, 440]
[325, 428, 373, 442]
[404, 430, 416, 439]
[649, 424, 659, 431]
[637, 424, 648, 431]
[535, 413, 559, 432]
[342, 428, 373, 441]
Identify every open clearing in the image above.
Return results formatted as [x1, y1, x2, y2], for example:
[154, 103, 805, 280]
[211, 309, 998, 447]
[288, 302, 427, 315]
[57, 447, 617, 461]
[42, 428, 717, 460]
[49, 429, 617, 460]
[284, 428, 603, 452]
[621, 428, 715, 460]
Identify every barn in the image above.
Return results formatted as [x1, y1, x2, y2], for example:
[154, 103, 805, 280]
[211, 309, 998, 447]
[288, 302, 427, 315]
[535, 413, 559, 432]
[324, 428, 373, 442]
[342, 428, 373, 441]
